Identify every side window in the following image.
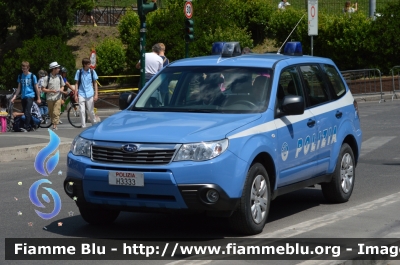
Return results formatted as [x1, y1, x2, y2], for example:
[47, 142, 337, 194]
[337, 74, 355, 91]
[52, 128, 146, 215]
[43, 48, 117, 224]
[277, 67, 304, 103]
[299, 65, 330, 107]
[323, 64, 346, 99]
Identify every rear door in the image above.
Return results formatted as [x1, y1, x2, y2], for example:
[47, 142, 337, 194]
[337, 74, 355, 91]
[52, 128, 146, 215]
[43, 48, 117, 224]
[298, 64, 338, 175]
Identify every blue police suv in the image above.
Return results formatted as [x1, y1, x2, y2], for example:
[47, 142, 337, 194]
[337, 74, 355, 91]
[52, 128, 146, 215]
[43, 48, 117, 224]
[65, 42, 362, 235]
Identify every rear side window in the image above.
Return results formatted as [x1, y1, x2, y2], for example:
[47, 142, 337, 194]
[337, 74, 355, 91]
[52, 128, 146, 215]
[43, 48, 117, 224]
[323, 64, 346, 99]
[299, 65, 330, 107]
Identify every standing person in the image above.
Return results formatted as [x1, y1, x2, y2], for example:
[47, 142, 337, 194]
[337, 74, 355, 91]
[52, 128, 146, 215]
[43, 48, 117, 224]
[85, 0, 97, 26]
[74, 58, 98, 128]
[0, 96, 7, 133]
[158, 43, 169, 67]
[278, 0, 290, 9]
[60, 67, 75, 93]
[42, 62, 66, 131]
[11, 61, 41, 132]
[242, 47, 252, 54]
[37, 70, 49, 117]
[136, 43, 163, 89]
[343, 1, 358, 13]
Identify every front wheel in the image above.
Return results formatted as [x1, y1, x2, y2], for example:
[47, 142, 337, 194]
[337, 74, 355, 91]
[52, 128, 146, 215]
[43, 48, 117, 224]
[67, 104, 87, 128]
[229, 162, 271, 235]
[321, 143, 355, 203]
[79, 206, 120, 225]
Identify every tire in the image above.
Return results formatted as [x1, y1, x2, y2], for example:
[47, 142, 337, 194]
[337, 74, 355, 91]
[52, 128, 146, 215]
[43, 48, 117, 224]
[229, 162, 271, 235]
[39, 114, 52, 128]
[79, 206, 120, 225]
[321, 143, 355, 203]
[67, 105, 87, 128]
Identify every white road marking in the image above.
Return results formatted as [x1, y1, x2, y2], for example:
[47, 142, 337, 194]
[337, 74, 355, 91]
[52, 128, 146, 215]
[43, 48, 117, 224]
[359, 136, 396, 157]
[164, 191, 400, 265]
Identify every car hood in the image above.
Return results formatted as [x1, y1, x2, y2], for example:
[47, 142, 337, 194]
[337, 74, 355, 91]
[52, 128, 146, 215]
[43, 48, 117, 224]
[80, 111, 261, 143]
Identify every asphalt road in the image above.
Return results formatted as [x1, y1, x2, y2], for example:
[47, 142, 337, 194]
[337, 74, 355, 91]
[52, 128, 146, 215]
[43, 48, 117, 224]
[1, 100, 400, 265]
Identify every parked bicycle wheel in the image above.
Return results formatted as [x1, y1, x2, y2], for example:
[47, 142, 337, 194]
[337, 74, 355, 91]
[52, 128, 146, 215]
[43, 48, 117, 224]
[39, 114, 52, 128]
[68, 104, 87, 128]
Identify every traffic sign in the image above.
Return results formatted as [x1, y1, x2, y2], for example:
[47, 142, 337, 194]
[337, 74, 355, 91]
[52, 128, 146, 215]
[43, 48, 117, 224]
[184, 1, 193, 19]
[308, 0, 318, 36]
[89, 50, 96, 69]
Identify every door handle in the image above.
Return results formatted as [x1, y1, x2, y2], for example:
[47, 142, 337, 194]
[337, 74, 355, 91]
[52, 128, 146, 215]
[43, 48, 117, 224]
[307, 119, 316, 127]
[335, 111, 343, 118]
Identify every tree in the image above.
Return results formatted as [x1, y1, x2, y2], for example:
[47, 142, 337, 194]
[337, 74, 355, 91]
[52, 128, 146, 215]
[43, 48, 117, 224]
[2, 0, 93, 41]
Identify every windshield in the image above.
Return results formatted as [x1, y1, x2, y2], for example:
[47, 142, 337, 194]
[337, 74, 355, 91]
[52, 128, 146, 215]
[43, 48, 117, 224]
[133, 66, 273, 113]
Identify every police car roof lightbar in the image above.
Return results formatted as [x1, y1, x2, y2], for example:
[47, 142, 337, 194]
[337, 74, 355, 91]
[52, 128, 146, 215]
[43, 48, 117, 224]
[221, 42, 241, 57]
[277, 14, 305, 55]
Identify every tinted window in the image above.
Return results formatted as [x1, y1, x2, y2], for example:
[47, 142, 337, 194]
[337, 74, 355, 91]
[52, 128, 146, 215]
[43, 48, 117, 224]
[299, 65, 330, 107]
[323, 64, 346, 99]
[133, 66, 273, 113]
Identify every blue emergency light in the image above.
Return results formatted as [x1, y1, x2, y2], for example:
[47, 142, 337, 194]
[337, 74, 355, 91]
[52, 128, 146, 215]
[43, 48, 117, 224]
[211, 42, 225, 55]
[283, 41, 303, 56]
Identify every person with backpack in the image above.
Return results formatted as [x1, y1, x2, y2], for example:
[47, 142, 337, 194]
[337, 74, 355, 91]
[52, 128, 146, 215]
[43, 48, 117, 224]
[37, 70, 49, 118]
[10, 61, 41, 132]
[74, 58, 98, 128]
[41, 62, 66, 131]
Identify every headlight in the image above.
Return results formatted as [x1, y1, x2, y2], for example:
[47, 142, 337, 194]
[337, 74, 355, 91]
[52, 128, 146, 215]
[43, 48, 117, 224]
[174, 139, 229, 162]
[70, 136, 92, 158]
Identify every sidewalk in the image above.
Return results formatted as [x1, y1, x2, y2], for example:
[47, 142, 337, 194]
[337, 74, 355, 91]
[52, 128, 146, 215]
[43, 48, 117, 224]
[0, 108, 120, 162]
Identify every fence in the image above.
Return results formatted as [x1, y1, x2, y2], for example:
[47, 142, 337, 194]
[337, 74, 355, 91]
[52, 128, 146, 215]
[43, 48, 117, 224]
[390, 66, 400, 101]
[266, 0, 396, 16]
[75, 6, 133, 26]
[340, 69, 385, 103]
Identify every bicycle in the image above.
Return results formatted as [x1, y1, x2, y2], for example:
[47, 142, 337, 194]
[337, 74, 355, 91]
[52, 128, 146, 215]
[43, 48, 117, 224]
[40, 91, 80, 128]
[40, 91, 98, 128]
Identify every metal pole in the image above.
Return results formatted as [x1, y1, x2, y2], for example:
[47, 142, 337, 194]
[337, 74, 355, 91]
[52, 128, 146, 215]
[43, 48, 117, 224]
[140, 16, 146, 90]
[185, 42, 189, 58]
[369, 0, 376, 18]
[311, 36, 313, 56]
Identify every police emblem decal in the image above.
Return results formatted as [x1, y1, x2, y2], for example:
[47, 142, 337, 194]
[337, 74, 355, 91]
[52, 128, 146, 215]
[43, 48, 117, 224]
[281, 142, 289, 161]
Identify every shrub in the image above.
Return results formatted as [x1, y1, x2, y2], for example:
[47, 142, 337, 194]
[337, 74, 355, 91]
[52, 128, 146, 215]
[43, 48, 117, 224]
[0, 36, 75, 89]
[118, 10, 140, 72]
[367, 1, 400, 74]
[145, 0, 253, 60]
[95, 37, 126, 77]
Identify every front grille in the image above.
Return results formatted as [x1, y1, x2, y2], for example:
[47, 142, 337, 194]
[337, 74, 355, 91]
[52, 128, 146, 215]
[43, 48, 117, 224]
[92, 145, 176, 164]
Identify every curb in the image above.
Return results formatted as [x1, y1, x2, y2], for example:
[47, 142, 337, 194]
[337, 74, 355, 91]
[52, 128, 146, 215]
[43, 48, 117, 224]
[0, 142, 71, 162]
[353, 93, 398, 103]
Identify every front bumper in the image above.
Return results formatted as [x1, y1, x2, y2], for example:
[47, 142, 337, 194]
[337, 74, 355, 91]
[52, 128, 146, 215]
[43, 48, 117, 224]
[65, 150, 247, 214]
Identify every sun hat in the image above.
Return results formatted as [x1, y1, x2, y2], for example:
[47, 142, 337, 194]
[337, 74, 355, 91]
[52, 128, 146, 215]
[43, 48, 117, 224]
[49, 62, 61, 70]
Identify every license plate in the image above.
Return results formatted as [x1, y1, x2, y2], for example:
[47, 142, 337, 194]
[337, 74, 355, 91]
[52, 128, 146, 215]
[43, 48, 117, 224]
[108, 171, 144, 186]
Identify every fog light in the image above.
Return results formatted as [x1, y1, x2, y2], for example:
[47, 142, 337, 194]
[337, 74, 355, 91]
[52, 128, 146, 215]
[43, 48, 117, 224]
[65, 182, 74, 196]
[206, 189, 219, 203]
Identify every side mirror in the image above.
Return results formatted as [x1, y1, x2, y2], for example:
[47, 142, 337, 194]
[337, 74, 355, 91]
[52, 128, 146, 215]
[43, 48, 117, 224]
[281, 95, 304, 115]
[119, 92, 137, 110]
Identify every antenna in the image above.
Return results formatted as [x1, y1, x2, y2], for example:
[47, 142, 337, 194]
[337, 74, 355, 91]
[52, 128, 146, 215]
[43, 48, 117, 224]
[277, 14, 306, 54]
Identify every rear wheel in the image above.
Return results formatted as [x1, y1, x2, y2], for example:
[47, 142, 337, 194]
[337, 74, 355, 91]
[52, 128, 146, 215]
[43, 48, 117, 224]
[39, 114, 52, 128]
[321, 143, 355, 203]
[79, 206, 120, 225]
[229, 162, 270, 235]
[67, 104, 87, 128]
